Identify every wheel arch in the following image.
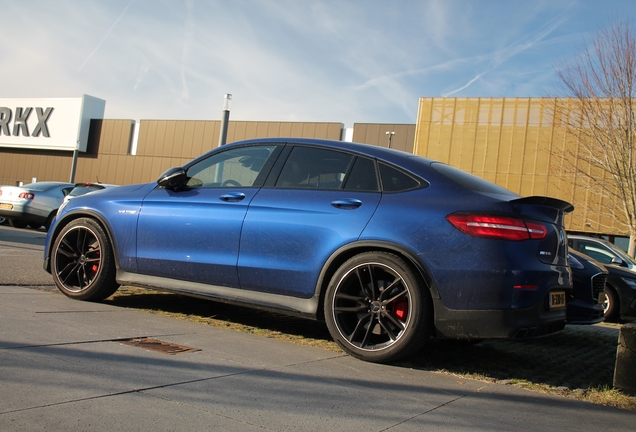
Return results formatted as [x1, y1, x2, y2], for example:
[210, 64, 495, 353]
[314, 240, 438, 321]
[44, 209, 58, 230]
[603, 282, 621, 319]
[45, 210, 121, 273]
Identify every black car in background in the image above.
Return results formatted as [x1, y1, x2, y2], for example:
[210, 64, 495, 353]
[568, 235, 636, 321]
[603, 264, 636, 322]
[567, 250, 606, 324]
[568, 235, 636, 270]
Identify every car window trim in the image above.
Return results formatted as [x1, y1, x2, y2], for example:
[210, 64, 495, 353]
[268, 145, 381, 192]
[180, 143, 285, 190]
[378, 161, 428, 193]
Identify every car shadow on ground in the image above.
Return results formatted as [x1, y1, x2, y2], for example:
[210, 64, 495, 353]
[102, 287, 621, 394]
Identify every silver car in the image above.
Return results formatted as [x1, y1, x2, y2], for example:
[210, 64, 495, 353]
[0, 182, 74, 230]
[62, 182, 118, 205]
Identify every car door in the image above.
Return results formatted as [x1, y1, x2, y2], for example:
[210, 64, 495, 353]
[238, 146, 381, 297]
[136, 144, 281, 288]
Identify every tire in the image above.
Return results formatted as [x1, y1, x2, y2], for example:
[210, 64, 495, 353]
[44, 211, 57, 231]
[603, 285, 620, 322]
[8, 219, 28, 228]
[324, 251, 432, 363]
[51, 217, 120, 301]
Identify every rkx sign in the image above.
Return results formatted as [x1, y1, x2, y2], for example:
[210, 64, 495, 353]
[0, 95, 105, 152]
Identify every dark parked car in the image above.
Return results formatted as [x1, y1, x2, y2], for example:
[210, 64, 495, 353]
[0, 182, 74, 230]
[568, 235, 636, 321]
[568, 235, 636, 271]
[44, 138, 574, 363]
[567, 250, 606, 324]
[601, 265, 636, 322]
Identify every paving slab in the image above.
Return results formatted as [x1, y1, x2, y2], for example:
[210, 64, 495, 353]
[397, 383, 632, 431]
[0, 227, 51, 286]
[1, 286, 635, 432]
[146, 356, 487, 432]
[2, 391, 267, 432]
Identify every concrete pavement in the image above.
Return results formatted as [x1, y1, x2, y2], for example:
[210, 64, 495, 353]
[2, 285, 636, 431]
[1, 225, 635, 431]
[0, 225, 51, 286]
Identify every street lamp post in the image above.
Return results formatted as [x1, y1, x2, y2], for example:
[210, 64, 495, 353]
[386, 131, 395, 148]
[69, 140, 80, 183]
[218, 94, 232, 147]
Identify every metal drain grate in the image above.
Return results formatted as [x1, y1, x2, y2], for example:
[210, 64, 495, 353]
[120, 337, 200, 355]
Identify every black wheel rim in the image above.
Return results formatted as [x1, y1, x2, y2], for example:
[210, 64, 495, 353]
[53, 226, 103, 293]
[331, 262, 412, 352]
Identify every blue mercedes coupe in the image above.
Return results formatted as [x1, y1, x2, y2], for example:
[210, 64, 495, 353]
[44, 138, 574, 362]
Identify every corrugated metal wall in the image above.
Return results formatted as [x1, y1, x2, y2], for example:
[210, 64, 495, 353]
[2, 97, 623, 235]
[0, 149, 73, 186]
[0, 120, 344, 187]
[352, 123, 415, 153]
[414, 97, 622, 235]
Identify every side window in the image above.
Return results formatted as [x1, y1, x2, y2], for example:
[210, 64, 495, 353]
[276, 147, 354, 190]
[186, 145, 278, 188]
[379, 163, 420, 192]
[343, 157, 379, 192]
[579, 241, 615, 264]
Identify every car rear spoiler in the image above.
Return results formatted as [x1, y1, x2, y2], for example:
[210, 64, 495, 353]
[510, 196, 574, 214]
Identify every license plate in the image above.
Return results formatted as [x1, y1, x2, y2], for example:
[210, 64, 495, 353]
[549, 291, 566, 309]
[598, 291, 606, 304]
[0, 203, 12, 210]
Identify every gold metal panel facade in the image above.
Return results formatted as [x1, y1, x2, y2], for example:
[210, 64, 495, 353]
[414, 97, 625, 235]
[0, 119, 344, 188]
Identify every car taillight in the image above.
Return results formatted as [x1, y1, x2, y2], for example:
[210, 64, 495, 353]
[18, 192, 35, 199]
[513, 284, 539, 289]
[446, 214, 547, 241]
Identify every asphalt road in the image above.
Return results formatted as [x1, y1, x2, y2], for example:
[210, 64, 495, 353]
[0, 224, 51, 286]
[1, 224, 635, 431]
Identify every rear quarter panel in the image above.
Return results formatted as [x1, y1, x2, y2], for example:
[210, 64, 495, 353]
[361, 187, 570, 310]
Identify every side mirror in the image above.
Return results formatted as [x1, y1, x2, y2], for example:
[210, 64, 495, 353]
[157, 167, 188, 189]
[611, 256, 626, 266]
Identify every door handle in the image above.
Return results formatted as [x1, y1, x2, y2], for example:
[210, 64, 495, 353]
[331, 198, 362, 210]
[220, 192, 246, 202]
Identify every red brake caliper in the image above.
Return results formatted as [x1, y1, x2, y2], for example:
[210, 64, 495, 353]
[91, 251, 100, 275]
[392, 300, 408, 321]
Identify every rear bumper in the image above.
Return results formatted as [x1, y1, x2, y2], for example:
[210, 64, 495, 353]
[0, 207, 47, 225]
[432, 290, 570, 340]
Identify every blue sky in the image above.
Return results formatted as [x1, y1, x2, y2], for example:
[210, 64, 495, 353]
[1, 0, 634, 127]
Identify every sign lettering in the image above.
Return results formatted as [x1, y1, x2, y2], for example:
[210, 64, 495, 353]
[0, 106, 54, 138]
[0, 96, 105, 152]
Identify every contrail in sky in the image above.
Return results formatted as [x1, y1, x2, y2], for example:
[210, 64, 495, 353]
[442, 7, 571, 96]
[444, 72, 488, 97]
[78, 0, 135, 73]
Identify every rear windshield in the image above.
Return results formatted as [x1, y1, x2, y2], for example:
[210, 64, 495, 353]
[430, 162, 516, 196]
[24, 183, 60, 191]
[69, 186, 103, 197]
